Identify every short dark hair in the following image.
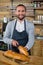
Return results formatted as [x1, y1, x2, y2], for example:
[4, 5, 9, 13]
[15, 4, 26, 11]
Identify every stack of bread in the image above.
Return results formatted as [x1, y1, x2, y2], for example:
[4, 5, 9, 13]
[4, 46, 29, 62]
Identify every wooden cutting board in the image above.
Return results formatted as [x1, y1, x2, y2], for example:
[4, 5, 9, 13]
[0, 51, 43, 65]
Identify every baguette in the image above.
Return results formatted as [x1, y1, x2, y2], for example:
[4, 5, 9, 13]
[18, 46, 29, 56]
[4, 50, 29, 62]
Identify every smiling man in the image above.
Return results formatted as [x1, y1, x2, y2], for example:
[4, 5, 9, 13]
[3, 4, 34, 55]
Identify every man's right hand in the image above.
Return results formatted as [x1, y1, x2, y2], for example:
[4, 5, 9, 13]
[11, 40, 19, 47]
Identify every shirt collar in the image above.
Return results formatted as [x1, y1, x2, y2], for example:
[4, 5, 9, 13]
[17, 19, 24, 24]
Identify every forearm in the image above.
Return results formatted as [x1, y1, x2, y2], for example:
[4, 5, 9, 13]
[25, 23, 35, 50]
[25, 37, 34, 50]
[3, 37, 13, 44]
[3, 22, 13, 44]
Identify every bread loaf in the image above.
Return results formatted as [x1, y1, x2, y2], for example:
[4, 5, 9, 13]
[4, 50, 29, 62]
[18, 46, 29, 56]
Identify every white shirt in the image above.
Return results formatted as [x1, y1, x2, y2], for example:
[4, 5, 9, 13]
[16, 20, 25, 32]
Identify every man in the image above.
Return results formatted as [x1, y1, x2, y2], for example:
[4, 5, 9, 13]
[3, 4, 34, 55]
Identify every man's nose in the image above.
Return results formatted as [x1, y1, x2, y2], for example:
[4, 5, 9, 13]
[19, 11, 23, 14]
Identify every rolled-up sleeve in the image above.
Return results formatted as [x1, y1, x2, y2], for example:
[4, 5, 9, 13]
[25, 23, 35, 50]
[3, 22, 13, 44]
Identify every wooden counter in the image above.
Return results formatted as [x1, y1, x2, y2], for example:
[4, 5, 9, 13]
[0, 51, 43, 65]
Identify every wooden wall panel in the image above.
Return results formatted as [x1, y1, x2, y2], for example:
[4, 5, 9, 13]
[0, 11, 11, 19]
[0, 3, 11, 6]
[35, 10, 43, 15]
[0, 22, 3, 33]
[13, 0, 32, 3]
[31, 40, 42, 56]
[35, 27, 43, 36]
[0, 0, 10, 3]
[0, 0, 11, 7]
[26, 17, 34, 21]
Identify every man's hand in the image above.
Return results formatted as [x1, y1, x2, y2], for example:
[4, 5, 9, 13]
[24, 47, 28, 51]
[11, 40, 19, 47]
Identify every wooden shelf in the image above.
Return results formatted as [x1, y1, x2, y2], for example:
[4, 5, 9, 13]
[26, 15, 35, 17]
[25, 7, 43, 10]
[34, 7, 43, 10]
[35, 36, 43, 40]
[32, 0, 43, 2]
[34, 23, 43, 26]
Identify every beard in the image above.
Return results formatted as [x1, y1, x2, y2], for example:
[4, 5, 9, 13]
[16, 14, 26, 20]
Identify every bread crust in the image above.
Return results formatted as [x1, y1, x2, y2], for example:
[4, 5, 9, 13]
[4, 50, 29, 62]
[18, 46, 29, 56]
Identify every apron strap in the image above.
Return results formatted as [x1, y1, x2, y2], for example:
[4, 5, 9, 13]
[24, 20, 26, 31]
[14, 20, 17, 29]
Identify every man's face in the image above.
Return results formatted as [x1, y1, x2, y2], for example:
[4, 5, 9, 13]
[15, 6, 26, 20]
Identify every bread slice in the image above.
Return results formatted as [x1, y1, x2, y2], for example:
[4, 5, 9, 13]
[18, 46, 29, 56]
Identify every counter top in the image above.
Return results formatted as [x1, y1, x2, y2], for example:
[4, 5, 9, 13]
[0, 51, 43, 65]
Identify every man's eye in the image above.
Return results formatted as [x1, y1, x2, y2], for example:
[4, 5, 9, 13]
[22, 10, 25, 12]
[18, 10, 25, 12]
[18, 10, 20, 12]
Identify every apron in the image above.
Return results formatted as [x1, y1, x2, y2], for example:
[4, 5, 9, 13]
[11, 20, 28, 53]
